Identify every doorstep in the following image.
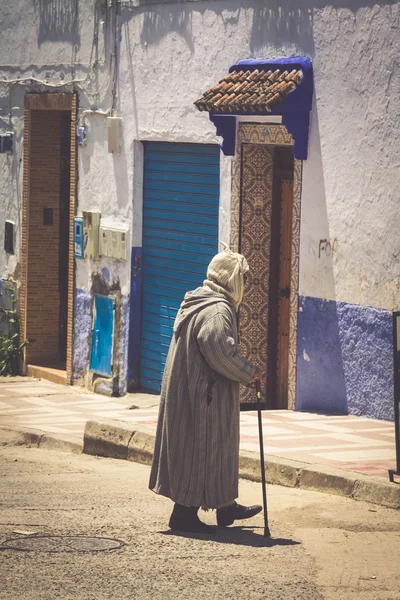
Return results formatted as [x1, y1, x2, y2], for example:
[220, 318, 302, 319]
[26, 365, 68, 386]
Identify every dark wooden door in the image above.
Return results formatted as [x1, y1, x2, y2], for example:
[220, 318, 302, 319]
[267, 147, 294, 409]
[58, 112, 71, 366]
[276, 179, 293, 407]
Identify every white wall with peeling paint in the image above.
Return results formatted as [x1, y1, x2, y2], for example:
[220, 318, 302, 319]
[0, 0, 106, 288]
[75, 113, 132, 296]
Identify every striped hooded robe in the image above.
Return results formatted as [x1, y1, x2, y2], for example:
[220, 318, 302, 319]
[149, 245, 256, 509]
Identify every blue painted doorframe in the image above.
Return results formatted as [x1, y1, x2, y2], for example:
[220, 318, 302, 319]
[138, 142, 220, 392]
[127, 247, 142, 390]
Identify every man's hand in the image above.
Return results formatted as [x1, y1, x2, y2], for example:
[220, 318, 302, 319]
[251, 368, 260, 382]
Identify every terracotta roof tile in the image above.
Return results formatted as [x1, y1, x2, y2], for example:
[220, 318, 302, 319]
[195, 68, 303, 113]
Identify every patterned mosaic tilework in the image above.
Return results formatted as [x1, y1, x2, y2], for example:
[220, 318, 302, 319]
[231, 124, 301, 408]
[0, 379, 395, 480]
[239, 144, 273, 404]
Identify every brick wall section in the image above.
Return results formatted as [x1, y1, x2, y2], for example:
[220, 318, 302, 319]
[21, 94, 76, 380]
[26, 110, 61, 364]
[66, 95, 77, 383]
[20, 108, 30, 360]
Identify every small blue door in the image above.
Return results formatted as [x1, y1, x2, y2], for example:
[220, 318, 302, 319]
[90, 294, 115, 377]
[140, 142, 220, 392]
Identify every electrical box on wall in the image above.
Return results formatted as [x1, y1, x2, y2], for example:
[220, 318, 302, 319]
[100, 226, 128, 260]
[82, 211, 101, 259]
[107, 117, 122, 155]
[0, 133, 13, 154]
[4, 221, 14, 254]
[73, 217, 84, 258]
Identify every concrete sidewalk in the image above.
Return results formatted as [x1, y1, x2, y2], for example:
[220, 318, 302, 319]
[0, 376, 399, 508]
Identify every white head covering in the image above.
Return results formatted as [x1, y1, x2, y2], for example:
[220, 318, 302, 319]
[204, 242, 249, 309]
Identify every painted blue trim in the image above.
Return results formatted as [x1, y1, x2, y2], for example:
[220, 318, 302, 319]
[281, 112, 311, 162]
[232, 57, 312, 71]
[296, 296, 394, 421]
[127, 247, 142, 389]
[209, 56, 313, 160]
[229, 57, 313, 116]
[209, 114, 236, 157]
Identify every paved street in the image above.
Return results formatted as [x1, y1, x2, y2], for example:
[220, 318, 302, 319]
[0, 378, 396, 479]
[0, 442, 399, 600]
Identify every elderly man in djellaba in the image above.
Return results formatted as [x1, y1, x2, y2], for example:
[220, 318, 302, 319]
[149, 243, 262, 534]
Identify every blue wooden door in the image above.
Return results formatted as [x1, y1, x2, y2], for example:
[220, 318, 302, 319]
[90, 294, 115, 377]
[140, 142, 220, 392]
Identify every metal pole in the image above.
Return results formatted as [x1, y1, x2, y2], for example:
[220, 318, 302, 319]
[256, 379, 271, 538]
[389, 312, 400, 482]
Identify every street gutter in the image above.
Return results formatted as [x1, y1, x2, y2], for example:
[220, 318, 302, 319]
[0, 427, 82, 455]
[1, 420, 399, 510]
[82, 419, 400, 511]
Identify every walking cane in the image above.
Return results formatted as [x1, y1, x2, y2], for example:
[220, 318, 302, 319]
[256, 379, 271, 538]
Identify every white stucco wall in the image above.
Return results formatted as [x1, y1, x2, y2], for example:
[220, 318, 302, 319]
[75, 114, 132, 296]
[0, 0, 399, 315]
[116, 0, 400, 311]
[0, 144, 21, 280]
[300, 5, 400, 309]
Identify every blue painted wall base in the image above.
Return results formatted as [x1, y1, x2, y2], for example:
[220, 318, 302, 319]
[127, 247, 142, 390]
[296, 296, 394, 421]
[72, 288, 130, 396]
[117, 296, 130, 396]
[73, 289, 92, 381]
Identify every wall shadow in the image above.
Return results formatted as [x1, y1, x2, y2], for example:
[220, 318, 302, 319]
[34, 0, 81, 48]
[249, 2, 315, 56]
[295, 90, 394, 420]
[139, 5, 194, 53]
[121, 0, 399, 60]
[113, 124, 130, 213]
[248, 0, 398, 56]
[296, 297, 348, 414]
[295, 96, 348, 415]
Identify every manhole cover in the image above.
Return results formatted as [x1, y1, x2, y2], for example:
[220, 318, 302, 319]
[1, 535, 126, 553]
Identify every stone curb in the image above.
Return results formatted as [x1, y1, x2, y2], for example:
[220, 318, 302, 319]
[83, 419, 400, 510]
[83, 419, 155, 466]
[0, 426, 83, 455]
[2, 421, 398, 510]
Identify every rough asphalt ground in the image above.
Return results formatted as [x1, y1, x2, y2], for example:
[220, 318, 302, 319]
[0, 442, 399, 600]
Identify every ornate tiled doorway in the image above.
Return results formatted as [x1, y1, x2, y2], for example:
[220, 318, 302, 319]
[231, 124, 302, 410]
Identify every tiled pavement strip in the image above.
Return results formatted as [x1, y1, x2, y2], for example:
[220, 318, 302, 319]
[0, 377, 396, 481]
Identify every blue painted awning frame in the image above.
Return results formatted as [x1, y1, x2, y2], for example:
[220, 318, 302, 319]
[209, 57, 313, 160]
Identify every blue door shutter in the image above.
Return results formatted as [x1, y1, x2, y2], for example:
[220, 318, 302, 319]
[140, 142, 220, 392]
[90, 294, 115, 377]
